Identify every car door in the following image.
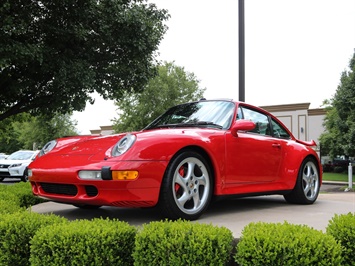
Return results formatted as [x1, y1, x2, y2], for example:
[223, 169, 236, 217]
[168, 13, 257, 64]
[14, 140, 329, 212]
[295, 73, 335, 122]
[225, 105, 283, 184]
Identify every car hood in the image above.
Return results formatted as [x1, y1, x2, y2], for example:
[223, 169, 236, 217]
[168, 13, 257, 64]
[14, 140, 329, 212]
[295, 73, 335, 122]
[0, 159, 31, 165]
[44, 128, 223, 159]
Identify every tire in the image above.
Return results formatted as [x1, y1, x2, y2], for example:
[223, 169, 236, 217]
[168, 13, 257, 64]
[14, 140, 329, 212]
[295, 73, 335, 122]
[159, 151, 213, 220]
[0, 177, 4, 182]
[21, 168, 29, 182]
[284, 157, 320, 204]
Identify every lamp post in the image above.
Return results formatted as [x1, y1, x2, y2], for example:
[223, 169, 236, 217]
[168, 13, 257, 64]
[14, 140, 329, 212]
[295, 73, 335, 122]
[238, 0, 245, 102]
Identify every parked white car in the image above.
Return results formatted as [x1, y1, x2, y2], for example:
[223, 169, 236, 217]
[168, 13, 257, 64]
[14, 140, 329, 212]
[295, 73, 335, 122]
[0, 150, 39, 182]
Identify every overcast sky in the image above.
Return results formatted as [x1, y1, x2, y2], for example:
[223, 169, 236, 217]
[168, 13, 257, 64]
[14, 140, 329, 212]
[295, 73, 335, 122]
[73, 0, 355, 134]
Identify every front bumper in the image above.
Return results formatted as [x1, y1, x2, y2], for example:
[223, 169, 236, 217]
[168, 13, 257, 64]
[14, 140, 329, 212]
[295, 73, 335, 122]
[0, 168, 23, 178]
[29, 160, 168, 208]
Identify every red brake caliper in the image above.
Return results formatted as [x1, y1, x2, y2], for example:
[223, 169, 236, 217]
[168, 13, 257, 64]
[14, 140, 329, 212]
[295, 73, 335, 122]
[175, 166, 185, 193]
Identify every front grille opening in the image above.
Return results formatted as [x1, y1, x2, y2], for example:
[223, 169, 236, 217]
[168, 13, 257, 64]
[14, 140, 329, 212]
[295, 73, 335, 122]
[85, 185, 98, 197]
[40, 183, 77, 196]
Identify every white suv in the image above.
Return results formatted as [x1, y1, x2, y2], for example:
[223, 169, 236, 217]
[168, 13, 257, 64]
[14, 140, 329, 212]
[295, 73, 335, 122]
[0, 150, 39, 182]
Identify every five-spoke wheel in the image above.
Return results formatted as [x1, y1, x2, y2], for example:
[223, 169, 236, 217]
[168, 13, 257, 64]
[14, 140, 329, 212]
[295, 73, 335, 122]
[160, 151, 213, 220]
[284, 157, 320, 204]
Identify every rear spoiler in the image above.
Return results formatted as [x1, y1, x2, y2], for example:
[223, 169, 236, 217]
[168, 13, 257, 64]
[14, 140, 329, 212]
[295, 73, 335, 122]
[296, 139, 317, 147]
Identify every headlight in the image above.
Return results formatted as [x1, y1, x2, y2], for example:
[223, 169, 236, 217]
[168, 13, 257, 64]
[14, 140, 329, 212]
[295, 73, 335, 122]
[78, 171, 102, 180]
[112, 134, 136, 157]
[39, 140, 57, 157]
[10, 163, 22, 168]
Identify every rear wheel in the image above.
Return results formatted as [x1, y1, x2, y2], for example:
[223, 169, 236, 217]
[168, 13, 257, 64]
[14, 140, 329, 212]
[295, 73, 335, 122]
[0, 177, 4, 182]
[159, 151, 213, 220]
[284, 157, 320, 204]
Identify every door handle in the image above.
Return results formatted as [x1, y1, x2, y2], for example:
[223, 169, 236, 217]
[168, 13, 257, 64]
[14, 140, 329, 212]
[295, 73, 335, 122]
[272, 143, 281, 149]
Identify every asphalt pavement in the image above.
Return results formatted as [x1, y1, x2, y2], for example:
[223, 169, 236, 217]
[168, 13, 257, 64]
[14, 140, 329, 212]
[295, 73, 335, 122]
[30, 183, 355, 238]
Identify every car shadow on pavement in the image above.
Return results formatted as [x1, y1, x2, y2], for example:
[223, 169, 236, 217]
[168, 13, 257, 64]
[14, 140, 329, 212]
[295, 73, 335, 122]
[32, 195, 289, 225]
[204, 195, 288, 217]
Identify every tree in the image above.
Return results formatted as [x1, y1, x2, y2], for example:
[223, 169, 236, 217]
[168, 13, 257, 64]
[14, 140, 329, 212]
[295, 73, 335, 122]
[113, 61, 206, 132]
[0, 115, 25, 154]
[0, 113, 78, 153]
[320, 52, 355, 158]
[0, 0, 169, 122]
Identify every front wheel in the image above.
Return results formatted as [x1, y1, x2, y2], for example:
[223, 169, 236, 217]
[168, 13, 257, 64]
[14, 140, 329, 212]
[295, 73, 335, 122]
[284, 157, 320, 204]
[159, 151, 213, 220]
[21, 168, 29, 182]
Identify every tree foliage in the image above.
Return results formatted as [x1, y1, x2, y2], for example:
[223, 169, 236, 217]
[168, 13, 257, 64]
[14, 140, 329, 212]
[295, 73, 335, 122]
[0, 113, 78, 153]
[113, 62, 206, 132]
[320, 52, 355, 158]
[0, 0, 169, 121]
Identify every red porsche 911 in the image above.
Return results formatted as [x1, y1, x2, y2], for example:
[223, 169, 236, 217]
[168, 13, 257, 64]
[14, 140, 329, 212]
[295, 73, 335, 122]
[29, 99, 321, 220]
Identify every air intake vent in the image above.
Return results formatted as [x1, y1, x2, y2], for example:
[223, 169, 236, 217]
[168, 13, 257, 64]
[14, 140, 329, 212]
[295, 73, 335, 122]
[85, 185, 98, 197]
[40, 183, 77, 196]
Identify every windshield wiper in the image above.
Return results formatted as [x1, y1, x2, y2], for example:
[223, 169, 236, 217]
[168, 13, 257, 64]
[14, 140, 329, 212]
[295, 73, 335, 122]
[154, 121, 223, 129]
[190, 121, 223, 129]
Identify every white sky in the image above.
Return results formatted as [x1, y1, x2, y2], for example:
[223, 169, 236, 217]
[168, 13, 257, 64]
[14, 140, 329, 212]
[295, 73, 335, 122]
[73, 0, 355, 134]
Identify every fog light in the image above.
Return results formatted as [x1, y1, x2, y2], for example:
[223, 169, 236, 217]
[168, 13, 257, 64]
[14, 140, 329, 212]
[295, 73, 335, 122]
[78, 171, 102, 180]
[112, 171, 138, 180]
[9, 169, 20, 175]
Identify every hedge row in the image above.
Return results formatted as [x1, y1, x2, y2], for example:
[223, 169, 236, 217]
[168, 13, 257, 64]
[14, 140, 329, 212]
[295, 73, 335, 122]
[0, 183, 354, 265]
[0, 182, 46, 210]
[133, 220, 234, 265]
[0, 211, 232, 266]
[235, 222, 342, 265]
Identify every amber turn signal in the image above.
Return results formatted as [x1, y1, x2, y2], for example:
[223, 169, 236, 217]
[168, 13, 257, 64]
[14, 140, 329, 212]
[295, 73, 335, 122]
[112, 171, 138, 180]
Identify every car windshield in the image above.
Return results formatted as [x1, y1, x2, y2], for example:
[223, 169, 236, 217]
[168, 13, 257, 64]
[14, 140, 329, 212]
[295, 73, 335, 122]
[7, 151, 35, 160]
[145, 100, 235, 130]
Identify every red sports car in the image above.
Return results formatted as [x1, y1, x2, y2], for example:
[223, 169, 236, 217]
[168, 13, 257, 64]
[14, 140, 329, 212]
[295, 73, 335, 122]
[29, 99, 321, 220]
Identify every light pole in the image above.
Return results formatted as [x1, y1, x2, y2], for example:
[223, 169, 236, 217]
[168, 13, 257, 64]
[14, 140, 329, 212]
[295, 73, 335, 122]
[238, 0, 245, 102]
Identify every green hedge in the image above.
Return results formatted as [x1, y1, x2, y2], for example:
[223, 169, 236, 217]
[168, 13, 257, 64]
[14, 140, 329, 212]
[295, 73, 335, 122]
[327, 212, 355, 266]
[0, 198, 24, 214]
[133, 220, 234, 265]
[30, 218, 137, 266]
[0, 182, 45, 208]
[235, 221, 343, 266]
[0, 211, 67, 266]
[0, 182, 353, 265]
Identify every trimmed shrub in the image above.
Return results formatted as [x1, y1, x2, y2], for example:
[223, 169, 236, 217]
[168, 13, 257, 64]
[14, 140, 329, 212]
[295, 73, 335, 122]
[0, 211, 67, 266]
[30, 218, 137, 266]
[0, 182, 45, 208]
[327, 212, 355, 266]
[133, 220, 234, 265]
[0, 190, 21, 207]
[235, 221, 343, 266]
[0, 199, 24, 214]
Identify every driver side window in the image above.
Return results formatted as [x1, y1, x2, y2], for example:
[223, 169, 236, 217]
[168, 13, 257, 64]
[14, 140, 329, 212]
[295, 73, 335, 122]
[239, 106, 270, 136]
[271, 119, 291, 139]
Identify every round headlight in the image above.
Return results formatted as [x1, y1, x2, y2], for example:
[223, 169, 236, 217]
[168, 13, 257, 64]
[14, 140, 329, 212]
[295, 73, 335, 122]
[39, 140, 57, 157]
[112, 134, 136, 156]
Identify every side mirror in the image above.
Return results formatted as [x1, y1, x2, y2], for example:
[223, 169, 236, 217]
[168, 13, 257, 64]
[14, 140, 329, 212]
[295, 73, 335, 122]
[231, 120, 256, 137]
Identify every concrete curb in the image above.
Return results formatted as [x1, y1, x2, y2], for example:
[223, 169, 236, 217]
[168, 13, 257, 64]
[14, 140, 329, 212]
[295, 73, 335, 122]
[322, 180, 354, 186]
